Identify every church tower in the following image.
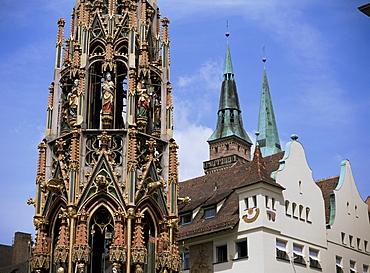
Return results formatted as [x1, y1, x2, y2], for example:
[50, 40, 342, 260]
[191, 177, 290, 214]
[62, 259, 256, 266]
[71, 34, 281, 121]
[203, 35, 252, 174]
[256, 58, 281, 157]
[29, 1, 182, 273]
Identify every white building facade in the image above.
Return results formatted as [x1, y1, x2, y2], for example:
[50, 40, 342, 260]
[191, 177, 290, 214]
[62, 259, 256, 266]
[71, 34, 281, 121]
[178, 138, 370, 273]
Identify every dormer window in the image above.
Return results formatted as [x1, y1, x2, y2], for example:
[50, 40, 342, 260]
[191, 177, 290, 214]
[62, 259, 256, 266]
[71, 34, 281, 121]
[180, 213, 191, 225]
[204, 206, 216, 219]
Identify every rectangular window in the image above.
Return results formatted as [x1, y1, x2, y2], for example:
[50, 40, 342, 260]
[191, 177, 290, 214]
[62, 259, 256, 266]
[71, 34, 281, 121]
[341, 232, 346, 244]
[336, 256, 344, 273]
[235, 239, 248, 259]
[350, 235, 354, 247]
[350, 260, 357, 273]
[272, 198, 276, 210]
[252, 195, 257, 208]
[265, 196, 270, 208]
[276, 239, 289, 261]
[365, 240, 369, 252]
[364, 265, 369, 273]
[309, 248, 321, 269]
[181, 252, 190, 270]
[216, 244, 228, 263]
[293, 244, 305, 265]
[244, 198, 249, 210]
[204, 207, 216, 219]
[180, 213, 191, 225]
[357, 238, 361, 250]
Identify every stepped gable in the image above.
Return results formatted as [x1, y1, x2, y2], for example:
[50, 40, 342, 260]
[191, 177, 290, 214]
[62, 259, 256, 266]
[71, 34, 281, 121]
[178, 151, 284, 240]
[316, 176, 340, 224]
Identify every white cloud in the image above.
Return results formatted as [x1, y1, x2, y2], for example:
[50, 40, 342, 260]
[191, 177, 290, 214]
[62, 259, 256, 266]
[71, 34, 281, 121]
[174, 124, 213, 181]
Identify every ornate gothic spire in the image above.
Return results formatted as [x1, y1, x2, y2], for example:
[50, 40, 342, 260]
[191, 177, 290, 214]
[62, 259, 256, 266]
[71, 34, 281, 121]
[256, 58, 281, 157]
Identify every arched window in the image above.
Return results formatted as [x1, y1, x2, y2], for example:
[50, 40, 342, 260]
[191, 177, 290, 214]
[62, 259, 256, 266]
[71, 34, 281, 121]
[285, 200, 290, 216]
[299, 205, 304, 220]
[292, 203, 297, 218]
[306, 207, 311, 223]
[89, 207, 114, 273]
[142, 210, 157, 273]
[347, 202, 350, 215]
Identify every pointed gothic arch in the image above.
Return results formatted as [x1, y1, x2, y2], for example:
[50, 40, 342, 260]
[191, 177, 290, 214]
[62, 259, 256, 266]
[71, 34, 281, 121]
[139, 207, 159, 273]
[87, 204, 115, 273]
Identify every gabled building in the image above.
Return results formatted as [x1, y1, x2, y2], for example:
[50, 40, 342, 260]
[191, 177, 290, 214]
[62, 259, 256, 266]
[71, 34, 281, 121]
[178, 37, 370, 273]
[317, 161, 370, 273]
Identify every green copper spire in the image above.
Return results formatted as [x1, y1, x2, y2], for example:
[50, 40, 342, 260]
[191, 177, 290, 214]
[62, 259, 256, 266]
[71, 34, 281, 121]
[208, 38, 252, 144]
[223, 40, 234, 79]
[256, 59, 281, 156]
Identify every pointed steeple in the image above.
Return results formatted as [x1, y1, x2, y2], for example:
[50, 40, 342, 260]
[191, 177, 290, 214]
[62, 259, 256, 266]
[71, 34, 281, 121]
[208, 37, 251, 144]
[256, 58, 281, 157]
[242, 145, 274, 185]
[204, 34, 252, 174]
[223, 40, 234, 78]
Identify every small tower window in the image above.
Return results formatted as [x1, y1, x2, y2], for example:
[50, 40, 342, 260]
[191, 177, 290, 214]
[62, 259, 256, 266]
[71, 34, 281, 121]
[292, 203, 297, 218]
[252, 196, 257, 208]
[285, 200, 290, 216]
[299, 205, 304, 220]
[244, 198, 249, 210]
[347, 202, 350, 215]
[265, 196, 269, 208]
[306, 207, 311, 223]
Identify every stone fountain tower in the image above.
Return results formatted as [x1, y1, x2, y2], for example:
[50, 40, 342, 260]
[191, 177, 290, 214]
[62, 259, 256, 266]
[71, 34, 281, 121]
[29, 1, 181, 273]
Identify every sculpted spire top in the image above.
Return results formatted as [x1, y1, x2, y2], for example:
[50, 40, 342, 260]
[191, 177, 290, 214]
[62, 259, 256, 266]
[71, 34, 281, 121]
[256, 58, 282, 157]
[204, 34, 252, 174]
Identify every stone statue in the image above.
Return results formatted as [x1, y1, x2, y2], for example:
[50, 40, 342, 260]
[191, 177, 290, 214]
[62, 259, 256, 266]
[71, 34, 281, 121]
[153, 97, 161, 129]
[67, 79, 79, 118]
[101, 72, 115, 113]
[137, 82, 150, 117]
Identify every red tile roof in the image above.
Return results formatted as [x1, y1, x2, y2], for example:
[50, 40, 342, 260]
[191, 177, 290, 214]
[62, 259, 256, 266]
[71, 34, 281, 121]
[178, 150, 284, 240]
[315, 176, 339, 224]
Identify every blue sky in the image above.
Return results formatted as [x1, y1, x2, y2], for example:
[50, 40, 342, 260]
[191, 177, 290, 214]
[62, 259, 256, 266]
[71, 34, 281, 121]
[0, 0, 369, 245]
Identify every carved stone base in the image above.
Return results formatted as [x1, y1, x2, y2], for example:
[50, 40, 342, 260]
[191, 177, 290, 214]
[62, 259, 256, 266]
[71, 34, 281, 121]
[136, 117, 148, 132]
[109, 244, 126, 263]
[152, 129, 161, 138]
[131, 245, 147, 264]
[102, 112, 113, 129]
[72, 243, 90, 263]
[31, 252, 50, 272]
[54, 245, 69, 264]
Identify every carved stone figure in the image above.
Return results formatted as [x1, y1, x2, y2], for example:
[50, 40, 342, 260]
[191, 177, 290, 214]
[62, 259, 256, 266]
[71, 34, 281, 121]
[101, 72, 115, 113]
[153, 98, 161, 129]
[137, 82, 150, 117]
[68, 79, 79, 119]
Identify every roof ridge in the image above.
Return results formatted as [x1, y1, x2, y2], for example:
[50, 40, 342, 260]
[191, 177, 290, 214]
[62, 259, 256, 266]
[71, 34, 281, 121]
[238, 145, 274, 187]
[315, 175, 340, 182]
